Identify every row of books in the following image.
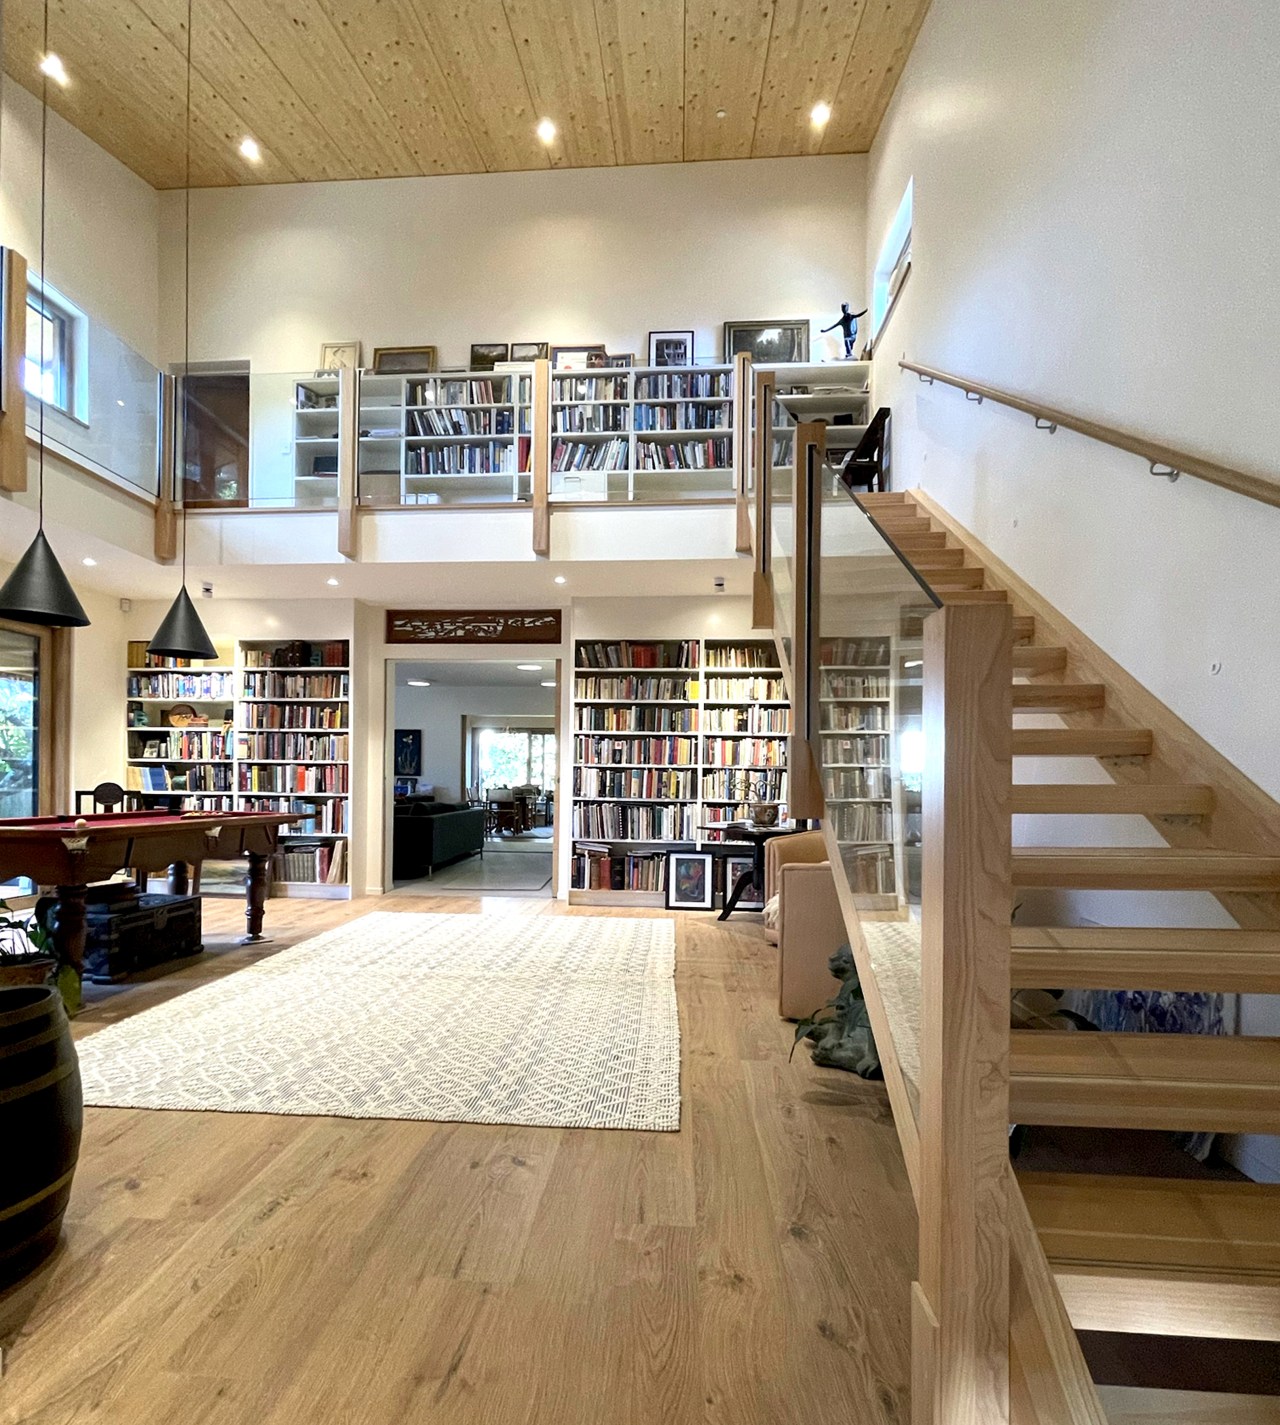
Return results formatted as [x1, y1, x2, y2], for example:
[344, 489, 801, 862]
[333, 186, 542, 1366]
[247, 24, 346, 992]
[239, 765, 348, 794]
[237, 732, 349, 762]
[127, 641, 229, 671]
[571, 848, 667, 892]
[574, 675, 695, 701]
[634, 372, 730, 399]
[126, 672, 235, 700]
[129, 730, 230, 760]
[574, 767, 697, 800]
[244, 642, 348, 668]
[576, 708, 697, 733]
[243, 672, 349, 699]
[633, 403, 729, 431]
[820, 734, 891, 766]
[701, 768, 787, 801]
[406, 443, 514, 475]
[702, 737, 787, 767]
[846, 845, 896, 896]
[572, 802, 695, 840]
[821, 705, 889, 732]
[552, 407, 627, 433]
[552, 436, 628, 472]
[553, 375, 628, 402]
[408, 377, 511, 405]
[824, 766, 891, 799]
[408, 407, 515, 437]
[273, 840, 347, 885]
[704, 645, 776, 670]
[823, 673, 890, 698]
[829, 803, 894, 842]
[821, 637, 891, 667]
[635, 437, 731, 470]
[576, 640, 699, 669]
[703, 707, 790, 734]
[772, 437, 794, 468]
[704, 677, 786, 701]
[240, 703, 347, 730]
[574, 735, 699, 766]
[126, 764, 234, 792]
[239, 795, 348, 835]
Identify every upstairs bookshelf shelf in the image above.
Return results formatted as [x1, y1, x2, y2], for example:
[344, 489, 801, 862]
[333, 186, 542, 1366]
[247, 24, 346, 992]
[570, 637, 790, 905]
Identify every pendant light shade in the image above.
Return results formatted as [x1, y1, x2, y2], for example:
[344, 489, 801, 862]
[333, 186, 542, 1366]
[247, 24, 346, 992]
[146, 585, 218, 661]
[0, 529, 91, 627]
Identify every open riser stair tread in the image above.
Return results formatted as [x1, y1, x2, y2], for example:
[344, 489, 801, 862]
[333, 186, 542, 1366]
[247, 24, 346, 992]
[1012, 682, 1107, 711]
[1097, 1387, 1280, 1422]
[1012, 847, 1280, 891]
[1013, 727, 1153, 756]
[1012, 926, 1280, 993]
[1010, 783, 1215, 815]
[1013, 644, 1069, 673]
[1010, 1031, 1280, 1133]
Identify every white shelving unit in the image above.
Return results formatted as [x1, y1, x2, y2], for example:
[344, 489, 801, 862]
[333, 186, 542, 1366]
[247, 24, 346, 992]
[570, 638, 790, 906]
[292, 375, 343, 507]
[551, 365, 735, 503]
[765, 361, 873, 485]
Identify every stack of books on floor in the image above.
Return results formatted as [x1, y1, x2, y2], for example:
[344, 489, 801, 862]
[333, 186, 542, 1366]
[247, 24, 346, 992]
[273, 840, 347, 885]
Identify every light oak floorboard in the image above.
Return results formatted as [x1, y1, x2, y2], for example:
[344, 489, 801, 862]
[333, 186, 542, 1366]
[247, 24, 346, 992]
[0, 895, 915, 1425]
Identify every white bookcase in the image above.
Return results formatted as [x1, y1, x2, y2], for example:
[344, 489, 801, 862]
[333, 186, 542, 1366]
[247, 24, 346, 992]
[569, 637, 790, 906]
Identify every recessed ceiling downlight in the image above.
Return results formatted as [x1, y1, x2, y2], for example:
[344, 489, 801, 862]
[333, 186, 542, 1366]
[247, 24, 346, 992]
[810, 101, 832, 128]
[239, 136, 262, 163]
[517, 664, 543, 672]
[407, 679, 431, 687]
[39, 53, 69, 86]
[536, 117, 557, 145]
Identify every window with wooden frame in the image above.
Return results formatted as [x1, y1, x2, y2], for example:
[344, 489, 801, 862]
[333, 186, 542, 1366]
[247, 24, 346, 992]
[0, 618, 57, 895]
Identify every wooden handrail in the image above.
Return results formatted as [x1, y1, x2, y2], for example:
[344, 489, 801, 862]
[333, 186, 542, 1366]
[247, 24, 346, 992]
[900, 360, 1280, 511]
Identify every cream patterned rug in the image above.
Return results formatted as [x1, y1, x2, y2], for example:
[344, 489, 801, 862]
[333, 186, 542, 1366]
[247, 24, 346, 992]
[77, 912, 680, 1131]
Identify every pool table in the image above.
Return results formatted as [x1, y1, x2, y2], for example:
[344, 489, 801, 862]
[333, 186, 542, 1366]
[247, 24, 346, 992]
[0, 810, 299, 972]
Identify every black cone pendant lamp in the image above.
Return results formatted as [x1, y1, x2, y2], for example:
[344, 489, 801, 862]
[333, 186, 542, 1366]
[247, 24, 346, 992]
[0, 0, 90, 628]
[147, 0, 216, 662]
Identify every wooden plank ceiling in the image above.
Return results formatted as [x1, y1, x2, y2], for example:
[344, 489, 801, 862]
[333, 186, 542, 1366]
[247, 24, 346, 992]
[2, 0, 931, 189]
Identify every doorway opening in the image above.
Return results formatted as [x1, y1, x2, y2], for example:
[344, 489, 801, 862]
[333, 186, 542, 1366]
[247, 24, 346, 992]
[385, 657, 560, 896]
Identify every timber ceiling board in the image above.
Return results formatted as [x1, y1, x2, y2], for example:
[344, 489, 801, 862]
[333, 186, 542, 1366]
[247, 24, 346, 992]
[1, 0, 932, 189]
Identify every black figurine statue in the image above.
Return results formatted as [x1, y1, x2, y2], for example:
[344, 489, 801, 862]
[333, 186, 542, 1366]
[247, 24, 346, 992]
[821, 302, 868, 359]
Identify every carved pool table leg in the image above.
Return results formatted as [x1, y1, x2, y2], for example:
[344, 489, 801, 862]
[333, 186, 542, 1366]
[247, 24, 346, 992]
[168, 861, 191, 896]
[241, 850, 273, 945]
[50, 884, 89, 977]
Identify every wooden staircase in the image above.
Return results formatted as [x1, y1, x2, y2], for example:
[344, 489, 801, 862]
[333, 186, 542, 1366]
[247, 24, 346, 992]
[855, 489, 1280, 1408]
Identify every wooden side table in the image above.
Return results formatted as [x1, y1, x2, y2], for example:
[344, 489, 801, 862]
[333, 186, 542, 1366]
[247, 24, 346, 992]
[699, 822, 810, 920]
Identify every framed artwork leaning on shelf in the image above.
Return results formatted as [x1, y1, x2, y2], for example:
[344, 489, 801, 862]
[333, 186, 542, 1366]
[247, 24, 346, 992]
[666, 850, 714, 911]
[319, 340, 361, 371]
[552, 344, 607, 371]
[469, 342, 509, 370]
[723, 319, 810, 364]
[372, 345, 438, 374]
[648, 330, 694, 366]
[511, 341, 549, 362]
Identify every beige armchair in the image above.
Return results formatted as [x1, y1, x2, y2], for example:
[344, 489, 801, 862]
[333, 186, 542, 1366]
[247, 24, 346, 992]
[765, 831, 846, 1020]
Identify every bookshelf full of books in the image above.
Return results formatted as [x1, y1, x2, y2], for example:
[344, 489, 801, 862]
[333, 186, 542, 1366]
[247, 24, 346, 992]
[348, 369, 534, 508]
[551, 365, 735, 504]
[125, 637, 352, 899]
[570, 637, 790, 905]
[818, 632, 907, 912]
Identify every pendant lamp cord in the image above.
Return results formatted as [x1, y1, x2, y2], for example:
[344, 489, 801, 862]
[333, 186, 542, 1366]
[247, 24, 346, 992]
[181, 0, 193, 585]
[37, 0, 49, 529]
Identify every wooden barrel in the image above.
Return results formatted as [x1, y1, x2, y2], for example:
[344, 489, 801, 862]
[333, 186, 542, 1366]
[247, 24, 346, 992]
[0, 986, 83, 1287]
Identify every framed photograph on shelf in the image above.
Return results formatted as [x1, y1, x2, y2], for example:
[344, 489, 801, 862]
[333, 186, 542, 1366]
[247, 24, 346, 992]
[510, 341, 550, 362]
[469, 342, 509, 371]
[666, 850, 714, 911]
[605, 353, 635, 368]
[723, 319, 810, 364]
[371, 345, 438, 374]
[723, 853, 763, 911]
[318, 340, 362, 371]
[393, 729, 423, 777]
[552, 344, 608, 371]
[648, 330, 694, 367]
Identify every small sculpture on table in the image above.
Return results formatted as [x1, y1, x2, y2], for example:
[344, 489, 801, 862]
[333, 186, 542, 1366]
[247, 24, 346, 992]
[791, 943, 881, 1077]
[821, 302, 868, 359]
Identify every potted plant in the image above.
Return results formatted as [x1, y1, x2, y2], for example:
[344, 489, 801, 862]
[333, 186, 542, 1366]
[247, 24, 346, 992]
[0, 901, 79, 1015]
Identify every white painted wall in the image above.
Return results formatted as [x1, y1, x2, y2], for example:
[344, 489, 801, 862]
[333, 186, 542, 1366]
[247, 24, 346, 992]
[0, 82, 161, 362]
[158, 156, 867, 371]
[393, 681, 555, 804]
[866, 0, 1280, 1179]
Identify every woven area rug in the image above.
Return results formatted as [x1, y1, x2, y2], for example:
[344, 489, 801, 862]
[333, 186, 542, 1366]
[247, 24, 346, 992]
[77, 912, 680, 1131]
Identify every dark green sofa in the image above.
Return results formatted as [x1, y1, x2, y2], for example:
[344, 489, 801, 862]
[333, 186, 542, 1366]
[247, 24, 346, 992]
[392, 802, 486, 880]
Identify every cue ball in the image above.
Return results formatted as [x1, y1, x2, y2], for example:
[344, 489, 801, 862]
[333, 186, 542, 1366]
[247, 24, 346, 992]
[74, 817, 88, 830]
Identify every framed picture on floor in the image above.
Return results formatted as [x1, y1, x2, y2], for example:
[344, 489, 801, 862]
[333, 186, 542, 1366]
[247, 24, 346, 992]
[723, 853, 763, 911]
[648, 330, 694, 366]
[666, 850, 714, 911]
[394, 728, 422, 777]
[723, 319, 810, 364]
